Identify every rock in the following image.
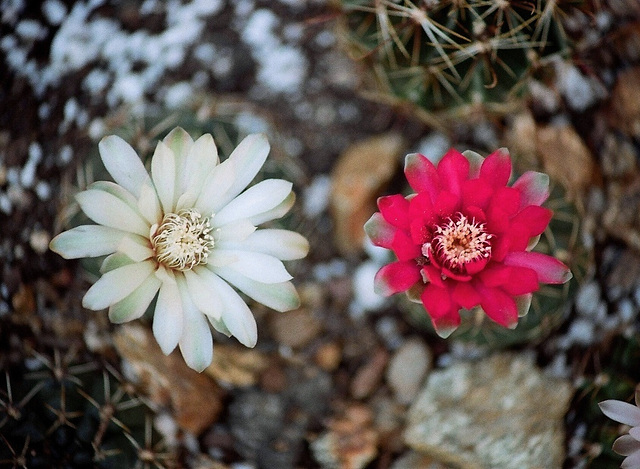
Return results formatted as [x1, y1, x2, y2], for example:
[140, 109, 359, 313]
[609, 66, 640, 139]
[385, 337, 432, 405]
[269, 308, 322, 349]
[404, 353, 573, 469]
[575, 281, 602, 317]
[314, 341, 343, 372]
[600, 132, 638, 179]
[536, 123, 595, 198]
[312, 404, 378, 469]
[330, 133, 404, 255]
[350, 347, 389, 399]
[204, 343, 269, 388]
[113, 323, 224, 435]
[390, 451, 451, 469]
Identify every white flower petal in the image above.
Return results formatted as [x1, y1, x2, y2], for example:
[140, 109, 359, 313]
[180, 133, 218, 197]
[213, 179, 292, 227]
[249, 192, 295, 226]
[177, 276, 213, 372]
[216, 133, 270, 209]
[108, 273, 161, 323]
[138, 182, 162, 225]
[207, 249, 238, 267]
[183, 267, 223, 320]
[100, 252, 134, 274]
[98, 135, 149, 198]
[614, 434, 640, 456]
[82, 260, 155, 311]
[49, 225, 127, 259]
[216, 267, 300, 312]
[207, 315, 231, 337]
[76, 189, 149, 237]
[203, 271, 257, 347]
[89, 181, 138, 207]
[212, 250, 292, 284]
[214, 220, 256, 244]
[194, 159, 235, 216]
[117, 235, 153, 262]
[175, 191, 198, 212]
[151, 141, 176, 214]
[218, 229, 308, 260]
[163, 127, 193, 196]
[600, 400, 640, 427]
[152, 272, 184, 355]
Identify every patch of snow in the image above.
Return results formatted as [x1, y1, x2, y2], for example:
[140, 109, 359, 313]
[163, 81, 193, 109]
[575, 281, 601, 317]
[555, 61, 606, 112]
[315, 30, 335, 48]
[415, 132, 451, 163]
[20, 142, 42, 188]
[42, 0, 67, 25]
[1, 0, 25, 25]
[16, 19, 47, 41]
[234, 112, 270, 135]
[35, 181, 51, 200]
[312, 258, 347, 282]
[350, 260, 387, 316]
[58, 145, 73, 165]
[302, 174, 331, 217]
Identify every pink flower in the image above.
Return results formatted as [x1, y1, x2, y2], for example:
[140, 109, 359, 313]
[600, 389, 640, 468]
[364, 148, 572, 337]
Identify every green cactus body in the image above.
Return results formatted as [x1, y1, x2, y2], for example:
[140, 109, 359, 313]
[339, 0, 572, 120]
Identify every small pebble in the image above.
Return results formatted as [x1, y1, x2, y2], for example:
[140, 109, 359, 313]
[386, 337, 432, 405]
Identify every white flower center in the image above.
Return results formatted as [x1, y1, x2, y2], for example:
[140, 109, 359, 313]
[427, 213, 492, 273]
[151, 209, 213, 271]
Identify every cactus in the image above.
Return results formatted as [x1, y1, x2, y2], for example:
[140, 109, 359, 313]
[337, 0, 575, 122]
[402, 180, 590, 347]
[0, 349, 174, 468]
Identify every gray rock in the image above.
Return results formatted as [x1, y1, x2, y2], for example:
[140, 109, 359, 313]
[404, 353, 573, 469]
[386, 337, 432, 405]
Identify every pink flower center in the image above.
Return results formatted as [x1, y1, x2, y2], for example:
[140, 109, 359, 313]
[423, 213, 492, 275]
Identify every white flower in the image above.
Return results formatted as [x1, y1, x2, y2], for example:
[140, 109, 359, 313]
[600, 388, 640, 468]
[50, 127, 309, 372]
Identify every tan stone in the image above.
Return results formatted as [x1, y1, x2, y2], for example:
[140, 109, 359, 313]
[405, 353, 573, 469]
[536, 123, 595, 198]
[330, 133, 404, 255]
[609, 66, 640, 138]
[312, 404, 378, 469]
[269, 307, 322, 349]
[204, 343, 269, 387]
[113, 323, 224, 435]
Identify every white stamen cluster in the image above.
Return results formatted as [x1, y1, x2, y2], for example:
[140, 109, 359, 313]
[429, 213, 492, 272]
[151, 208, 214, 271]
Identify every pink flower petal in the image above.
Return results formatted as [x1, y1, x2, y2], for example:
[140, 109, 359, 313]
[462, 178, 493, 212]
[476, 284, 518, 328]
[378, 194, 411, 229]
[408, 192, 435, 224]
[490, 187, 521, 217]
[374, 261, 421, 296]
[478, 263, 511, 287]
[409, 219, 429, 245]
[452, 282, 481, 310]
[600, 400, 640, 427]
[391, 230, 421, 261]
[479, 148, 512, 188]
[364, 212, 397, 249]
[510, 205, 553, 238]
[422, 264, 445, 288]
[503, 251, 572, 284]
[420, 282, 452, 318]
[434, 190, 460, 218]
[512, 171, 550, 208]
[404, 153, 441, 201]
[421, 283, 460, 338]
[501, 266, 540, 296]
[437, 148, 469, 197]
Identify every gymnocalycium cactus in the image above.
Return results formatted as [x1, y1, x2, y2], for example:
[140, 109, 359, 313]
[338, 0, 572, 121]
